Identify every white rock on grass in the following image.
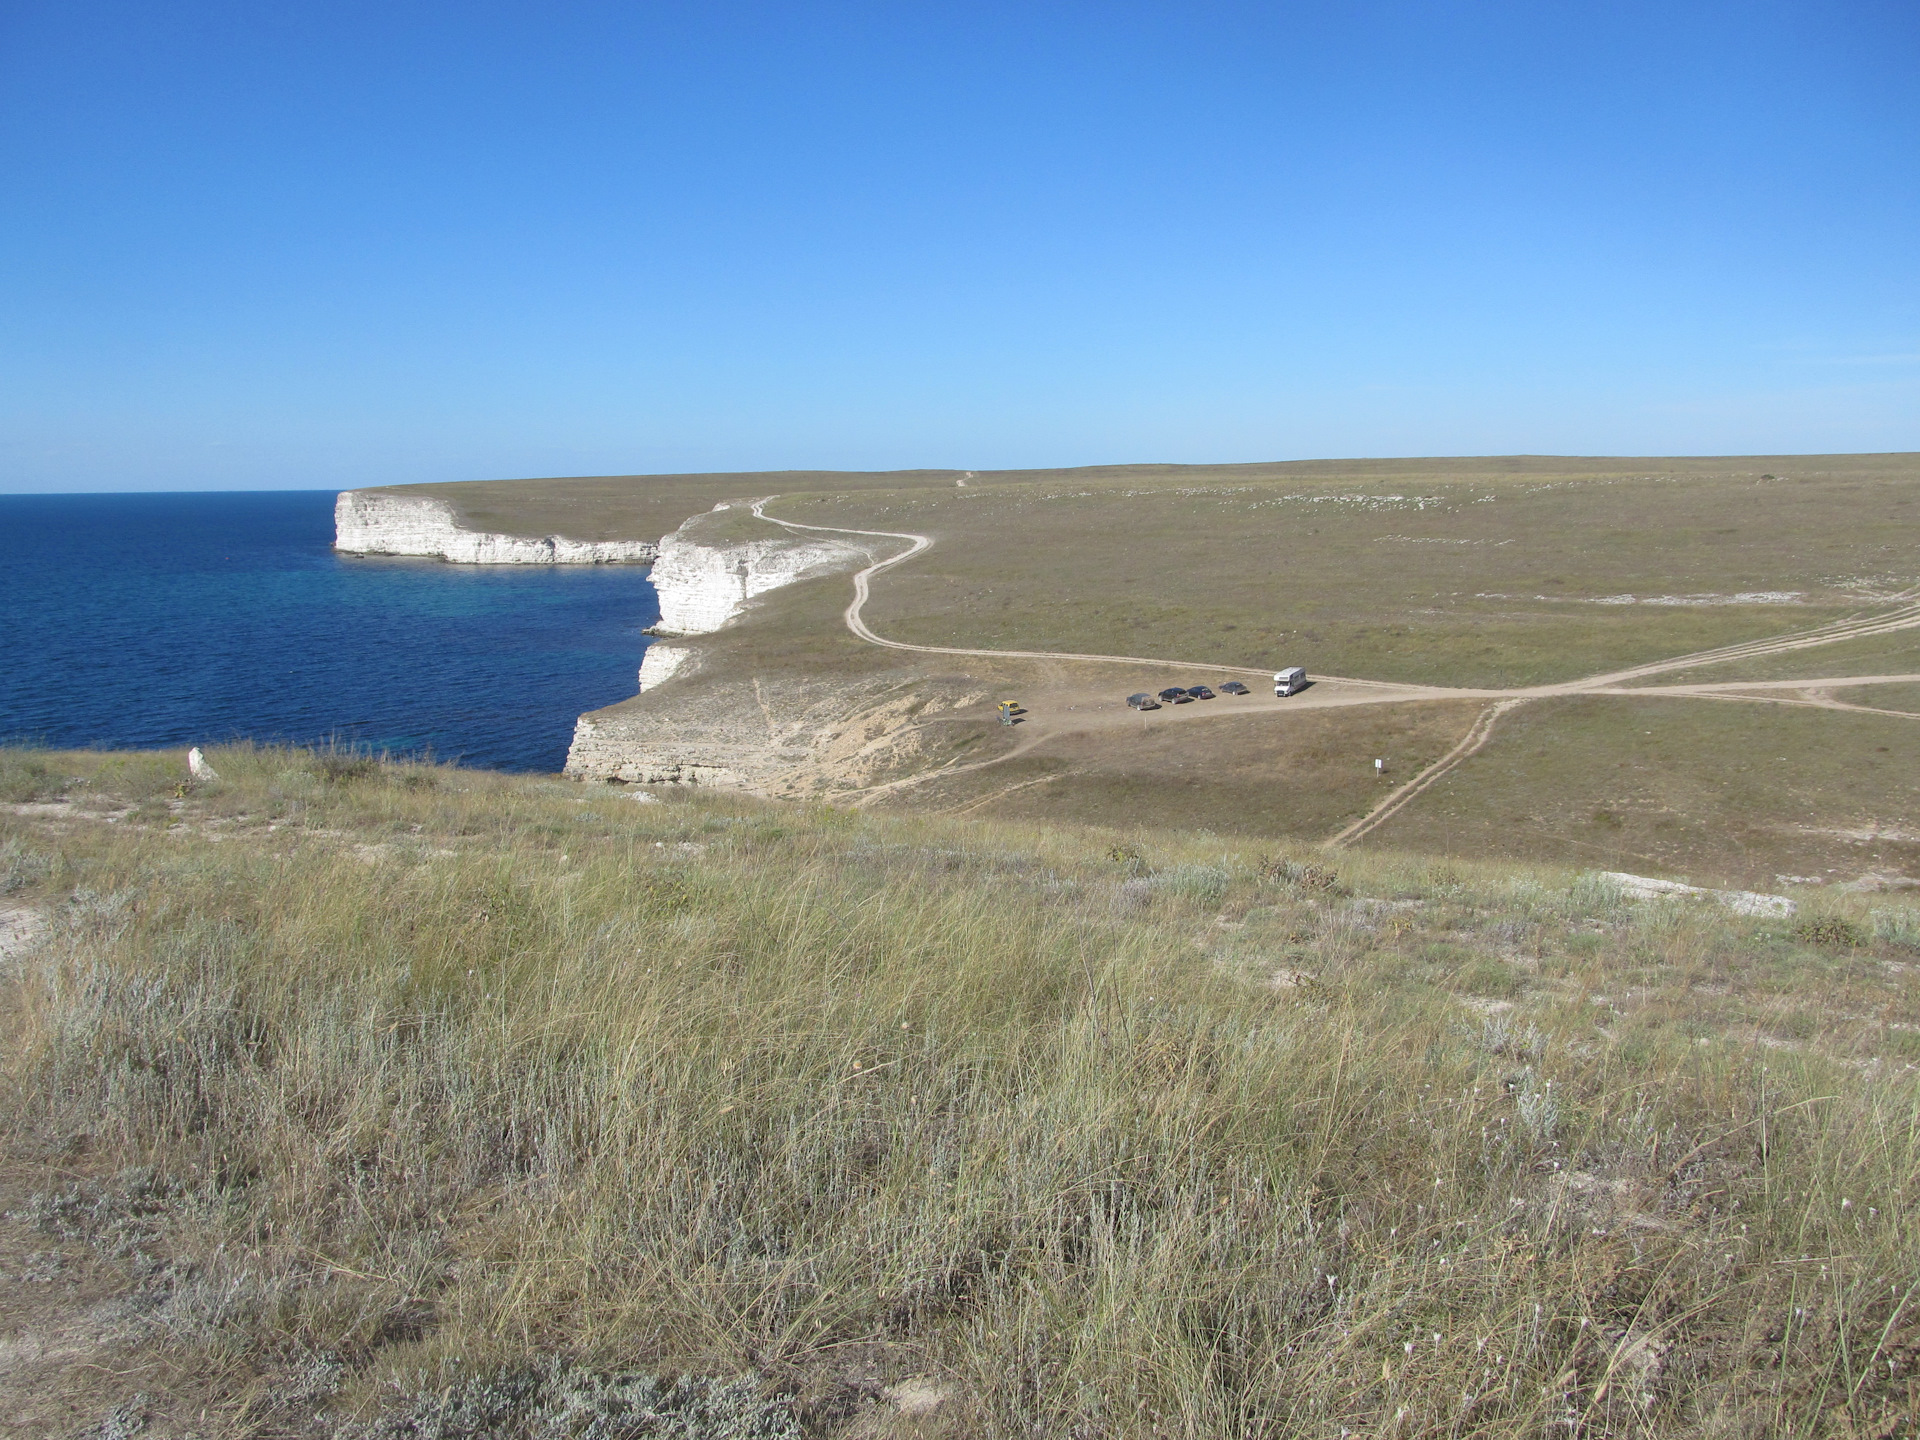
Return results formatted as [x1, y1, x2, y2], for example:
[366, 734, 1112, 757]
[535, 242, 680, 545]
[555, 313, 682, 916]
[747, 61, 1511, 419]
[0, 906, 46, 963]
[187, 747, 219, 782]
[881, 1379, 953, 1418]
[1599, 871, 1796, 917]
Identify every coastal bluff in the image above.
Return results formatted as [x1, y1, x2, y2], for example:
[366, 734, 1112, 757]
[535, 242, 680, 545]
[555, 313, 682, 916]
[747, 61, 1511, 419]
[563, 504, 872, 786]
[334, 490, 659, 565]
[331, 484, 878, 788]
[648, 512, 868, 636]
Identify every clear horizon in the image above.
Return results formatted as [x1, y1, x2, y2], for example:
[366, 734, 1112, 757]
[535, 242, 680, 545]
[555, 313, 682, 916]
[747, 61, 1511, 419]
[3, 1, 1916, 494]
[7, 448, 1920, 503]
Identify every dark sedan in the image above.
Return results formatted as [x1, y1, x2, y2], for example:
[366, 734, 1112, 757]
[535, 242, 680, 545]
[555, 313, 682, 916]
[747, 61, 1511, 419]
[1156, 687, 1189, 702]
[1219, 681, 1250, 695]
[1187, 685, 1215, 700]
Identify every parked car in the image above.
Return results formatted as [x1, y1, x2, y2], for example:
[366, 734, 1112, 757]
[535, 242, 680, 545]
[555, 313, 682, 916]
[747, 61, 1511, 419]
[1219, 681, 1249, 695]
[1126, 692, 1159, 710]
[1156, 687, 1189, 702]
[1186, 685, 1215, 700]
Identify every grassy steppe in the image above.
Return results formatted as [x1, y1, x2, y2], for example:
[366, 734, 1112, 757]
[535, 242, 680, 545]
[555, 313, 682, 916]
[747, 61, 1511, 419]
[373, 455, 1919, 878]
[901, 701, 1488, 837]
[1363, 697, 1920, 887]
[578, 499, 1917, 884]
[4, 745, 1919, 1437]
[1645, 630, 1920, 688]
[378, 470, 973, 547]
[814, 459, 1917, 688]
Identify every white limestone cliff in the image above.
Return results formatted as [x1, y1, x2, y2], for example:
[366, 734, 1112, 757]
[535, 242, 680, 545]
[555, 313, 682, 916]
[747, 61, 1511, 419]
[564, 509, 874, 785]
[563, 709, 746, 789]
[563, 669, 988, 794]
[648, 510, 869, 635]
[334, 491, 658, 565]
[636, 642, 694, 692]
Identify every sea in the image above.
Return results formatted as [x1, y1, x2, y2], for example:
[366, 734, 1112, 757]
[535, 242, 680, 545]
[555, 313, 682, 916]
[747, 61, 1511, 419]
[0, 491, 659, 773]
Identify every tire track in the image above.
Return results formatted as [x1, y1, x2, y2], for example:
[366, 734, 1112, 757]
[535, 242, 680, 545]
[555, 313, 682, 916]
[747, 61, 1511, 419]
[1328, 699, 1530, 848]
[750, 498, 1920, 836]
[751, 501, 1436, 694]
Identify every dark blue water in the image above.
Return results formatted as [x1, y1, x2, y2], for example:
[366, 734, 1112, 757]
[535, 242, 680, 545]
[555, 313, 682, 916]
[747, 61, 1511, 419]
[0, 491, 658, 772]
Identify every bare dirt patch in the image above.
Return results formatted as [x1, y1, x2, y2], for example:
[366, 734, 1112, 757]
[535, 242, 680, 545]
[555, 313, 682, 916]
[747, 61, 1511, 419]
[889, 699, 1485, 837]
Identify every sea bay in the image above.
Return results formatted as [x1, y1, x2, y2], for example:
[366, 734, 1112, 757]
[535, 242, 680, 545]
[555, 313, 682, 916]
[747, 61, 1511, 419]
[0, 491, 658, 772]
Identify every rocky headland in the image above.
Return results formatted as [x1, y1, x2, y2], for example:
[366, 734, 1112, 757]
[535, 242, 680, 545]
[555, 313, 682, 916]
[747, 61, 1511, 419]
[563, 503, 884, 788]
[646, 507, 870, 636]
[332, 486, 897, 790]
[334, 490, 659, 564]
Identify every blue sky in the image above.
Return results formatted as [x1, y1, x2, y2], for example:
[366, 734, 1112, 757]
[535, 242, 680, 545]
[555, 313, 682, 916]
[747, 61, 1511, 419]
[2, 0, 1915, 491]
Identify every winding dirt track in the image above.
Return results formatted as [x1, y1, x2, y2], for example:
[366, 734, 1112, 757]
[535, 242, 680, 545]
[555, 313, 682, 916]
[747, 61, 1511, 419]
[752, 500, 1420, 691]
[753, 500, 1920, 842]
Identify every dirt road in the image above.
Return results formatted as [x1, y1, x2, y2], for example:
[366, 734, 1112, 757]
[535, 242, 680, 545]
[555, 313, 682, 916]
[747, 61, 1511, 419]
[754, 500, 1920, 837]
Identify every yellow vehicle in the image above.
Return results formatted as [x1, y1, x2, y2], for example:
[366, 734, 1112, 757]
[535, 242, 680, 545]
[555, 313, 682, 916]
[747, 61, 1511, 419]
[997, 700, 1020, 725]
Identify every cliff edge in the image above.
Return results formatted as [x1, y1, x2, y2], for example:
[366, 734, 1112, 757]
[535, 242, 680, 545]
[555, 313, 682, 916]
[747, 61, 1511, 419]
[648, 504, 870, 635]
[335, 490, 659, 564]
[336, 485, 893, 789]
[564, 504, 878, 787]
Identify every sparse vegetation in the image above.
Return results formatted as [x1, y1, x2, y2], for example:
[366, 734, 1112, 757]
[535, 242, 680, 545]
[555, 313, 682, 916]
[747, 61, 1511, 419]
[3, 744, 1918, 1436]
[0, 745, 67, 803]
[539, 454, 1920, 886]
[1796, 914, 1870, 949]
[820, 457, 1919, 688]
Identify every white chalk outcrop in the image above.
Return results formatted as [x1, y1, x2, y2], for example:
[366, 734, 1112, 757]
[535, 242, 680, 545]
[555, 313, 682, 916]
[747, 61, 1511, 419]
[1599, 871, 1796, 917]
[564, 711, 747, 789]
[637, 643, 694, 692]
[564, 508, 875, 787]
[648, 511, 869, 635]
[334, 491, 658, 565]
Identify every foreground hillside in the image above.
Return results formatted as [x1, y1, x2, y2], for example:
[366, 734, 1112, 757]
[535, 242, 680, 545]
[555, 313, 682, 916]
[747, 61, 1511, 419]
[3, 746, 1917, 1437]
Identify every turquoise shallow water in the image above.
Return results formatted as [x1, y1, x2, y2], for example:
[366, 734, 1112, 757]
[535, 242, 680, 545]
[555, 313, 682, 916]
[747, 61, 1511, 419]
[0, 491, 659, 772]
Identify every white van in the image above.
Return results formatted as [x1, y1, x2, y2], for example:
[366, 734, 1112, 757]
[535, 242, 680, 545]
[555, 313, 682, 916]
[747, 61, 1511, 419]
[1274, 667, 1307, 697]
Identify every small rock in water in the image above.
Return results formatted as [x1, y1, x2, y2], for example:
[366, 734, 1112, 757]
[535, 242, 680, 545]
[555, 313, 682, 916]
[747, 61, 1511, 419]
[187, 747, 219, 782]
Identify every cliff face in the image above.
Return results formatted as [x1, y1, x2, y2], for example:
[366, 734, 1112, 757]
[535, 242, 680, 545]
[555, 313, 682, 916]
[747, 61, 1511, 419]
[335, 487, 889, 788]
[648, 516, 869, 635]
[564, 507, 884, 788]
[635, 643, 693, 692]
[334, 491, 659, 564]
[563, 670, 988, 796]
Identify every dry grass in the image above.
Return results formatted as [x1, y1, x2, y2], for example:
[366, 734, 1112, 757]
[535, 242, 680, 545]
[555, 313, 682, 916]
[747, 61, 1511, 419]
[892, 699, 1489, 839]
[552, 454, 1920, 885]
[1356, 696, 1920, 890]
[3, 744, 1918, 1437]
[814, 458, 1919, 689]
